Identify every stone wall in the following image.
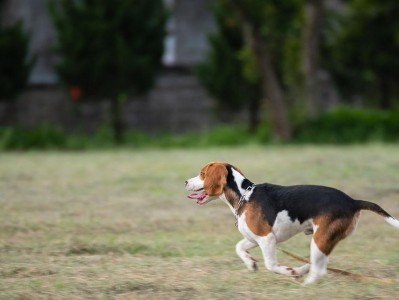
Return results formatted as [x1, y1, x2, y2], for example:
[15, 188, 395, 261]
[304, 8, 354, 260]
[124, 70, 214, 133]
[0, 70, 215, 134]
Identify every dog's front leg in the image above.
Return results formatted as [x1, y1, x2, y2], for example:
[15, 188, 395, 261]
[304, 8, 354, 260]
[236, 238, 258, 271]
[258, 234, 307, 277]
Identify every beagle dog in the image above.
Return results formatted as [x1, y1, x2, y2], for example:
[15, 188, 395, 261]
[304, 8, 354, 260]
[185, 162, 399, 284]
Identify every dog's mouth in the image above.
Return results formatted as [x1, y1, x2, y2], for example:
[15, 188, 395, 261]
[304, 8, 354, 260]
[187, 190, 208, 205]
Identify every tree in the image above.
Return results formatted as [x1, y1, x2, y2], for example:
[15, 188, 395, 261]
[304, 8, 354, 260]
[0, 0, 33, 101]
[196, 0, 261, 132]
[48, 0, 168, 143]
[302, 0, 325, 118]
[231, 0, 302, 140]
[325, 0, 399, 109]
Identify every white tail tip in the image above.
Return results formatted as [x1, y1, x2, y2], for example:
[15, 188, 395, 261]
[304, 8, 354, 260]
[385, 217, 399, 229]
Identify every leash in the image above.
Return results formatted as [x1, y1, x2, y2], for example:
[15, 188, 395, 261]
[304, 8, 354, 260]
[278, 248, 399, 283]
[235, 184, 256, 227]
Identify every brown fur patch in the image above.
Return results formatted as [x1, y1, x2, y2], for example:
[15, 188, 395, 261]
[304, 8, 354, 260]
[244, 202, 272, 237]
[224, 188, 239, 208]
[345, 211, 360, 236]
[223, 186, 271, 236]
[313, 214, 356, 255]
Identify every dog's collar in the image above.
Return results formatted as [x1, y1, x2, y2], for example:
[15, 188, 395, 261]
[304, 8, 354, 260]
[235, 184, 256, 227]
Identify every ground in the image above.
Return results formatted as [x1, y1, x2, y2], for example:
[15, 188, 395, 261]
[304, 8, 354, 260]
[0, 145, 399, 299]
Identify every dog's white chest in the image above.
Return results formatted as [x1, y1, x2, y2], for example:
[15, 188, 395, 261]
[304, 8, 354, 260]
[237, 213, 258, 242]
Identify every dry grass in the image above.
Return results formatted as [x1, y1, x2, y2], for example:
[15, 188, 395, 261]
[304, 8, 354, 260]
[0, 145, 399, 299]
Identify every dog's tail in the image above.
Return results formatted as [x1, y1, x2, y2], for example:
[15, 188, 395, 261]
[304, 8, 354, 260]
[355, 200, 399, 229]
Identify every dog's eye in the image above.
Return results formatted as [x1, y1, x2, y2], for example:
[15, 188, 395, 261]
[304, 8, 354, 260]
[200, 172, 205, 177]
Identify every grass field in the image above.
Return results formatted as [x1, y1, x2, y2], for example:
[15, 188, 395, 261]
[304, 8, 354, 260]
[1, 145, 399, 299]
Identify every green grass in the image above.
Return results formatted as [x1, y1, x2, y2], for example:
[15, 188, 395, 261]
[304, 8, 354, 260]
[1, 145, 399, 299]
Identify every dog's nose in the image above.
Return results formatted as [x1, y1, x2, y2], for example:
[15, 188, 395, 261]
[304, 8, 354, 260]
[185, 181, 188, 186]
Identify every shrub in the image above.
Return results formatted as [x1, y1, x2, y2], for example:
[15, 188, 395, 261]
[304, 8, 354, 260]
[0, 125, 66, 150]
[295, 107, 399, 143]
[0, 109, 397, 151]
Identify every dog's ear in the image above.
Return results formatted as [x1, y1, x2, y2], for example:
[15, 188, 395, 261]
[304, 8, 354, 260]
[204, 163, 227, 196]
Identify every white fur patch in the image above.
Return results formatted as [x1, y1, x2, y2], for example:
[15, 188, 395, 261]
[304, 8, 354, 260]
[272, 210, 312, 243]
[304, 238, 329, 284]
[385, 217, 399, 229]
[185, 175, 204, 192]
[231, 168, 255, 201]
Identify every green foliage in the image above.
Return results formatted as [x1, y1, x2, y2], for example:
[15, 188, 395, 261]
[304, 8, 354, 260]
[233, 0, 303, 86]
[0, 17, 33, 100]
[0, 125, 66, 150]
[48, 0, 168, 143]
[124, 126, 265, 148]
[325, 0, 399, 108]
[0, 124, 268, 150]
[196, 0, 261, 112]
[2, 107, 397, 150]
[197, 0, 304, 124]
[295, 107, 399, 144]
[48, 0, 168, 99]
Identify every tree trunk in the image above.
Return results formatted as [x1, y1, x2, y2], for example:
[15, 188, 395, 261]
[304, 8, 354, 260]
[110, 98, 123, 144]
[0, 100, 17, 126]
[231, 1, 292, 140]
[379, 75, 391, 110]
[302, 0, 324, 118]
[248, 97, 261, 133]
[247, 25, 292, 140]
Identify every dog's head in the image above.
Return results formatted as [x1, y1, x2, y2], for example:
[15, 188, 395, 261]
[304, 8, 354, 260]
[185, 162, 241, 205]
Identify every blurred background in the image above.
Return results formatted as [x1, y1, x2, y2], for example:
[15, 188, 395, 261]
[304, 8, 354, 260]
[0, 0, 398, 149]
[1, 2, 399, 297]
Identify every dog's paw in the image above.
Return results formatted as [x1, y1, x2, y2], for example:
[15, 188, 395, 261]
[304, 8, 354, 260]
[292, 264, 310, 277]
[251, 261, 258, 272]
[285, 267, 300, 277]
[245, 255, 258, 271]
[246, 261, 258, 272]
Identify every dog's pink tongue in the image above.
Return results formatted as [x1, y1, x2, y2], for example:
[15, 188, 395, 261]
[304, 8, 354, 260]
[187, 192, 206, 200]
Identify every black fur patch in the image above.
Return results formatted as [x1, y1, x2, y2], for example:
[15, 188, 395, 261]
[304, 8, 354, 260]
[226, 165, 255, 199]
[250, 183, 359, 226]
[226, 165, 241, 197]
[241, 179, 253, 190]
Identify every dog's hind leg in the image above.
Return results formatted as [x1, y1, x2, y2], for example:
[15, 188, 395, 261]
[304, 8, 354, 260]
[236, 238, 258, 271]
[304, 217, 353, 284]
[303, 238, 329, 284]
